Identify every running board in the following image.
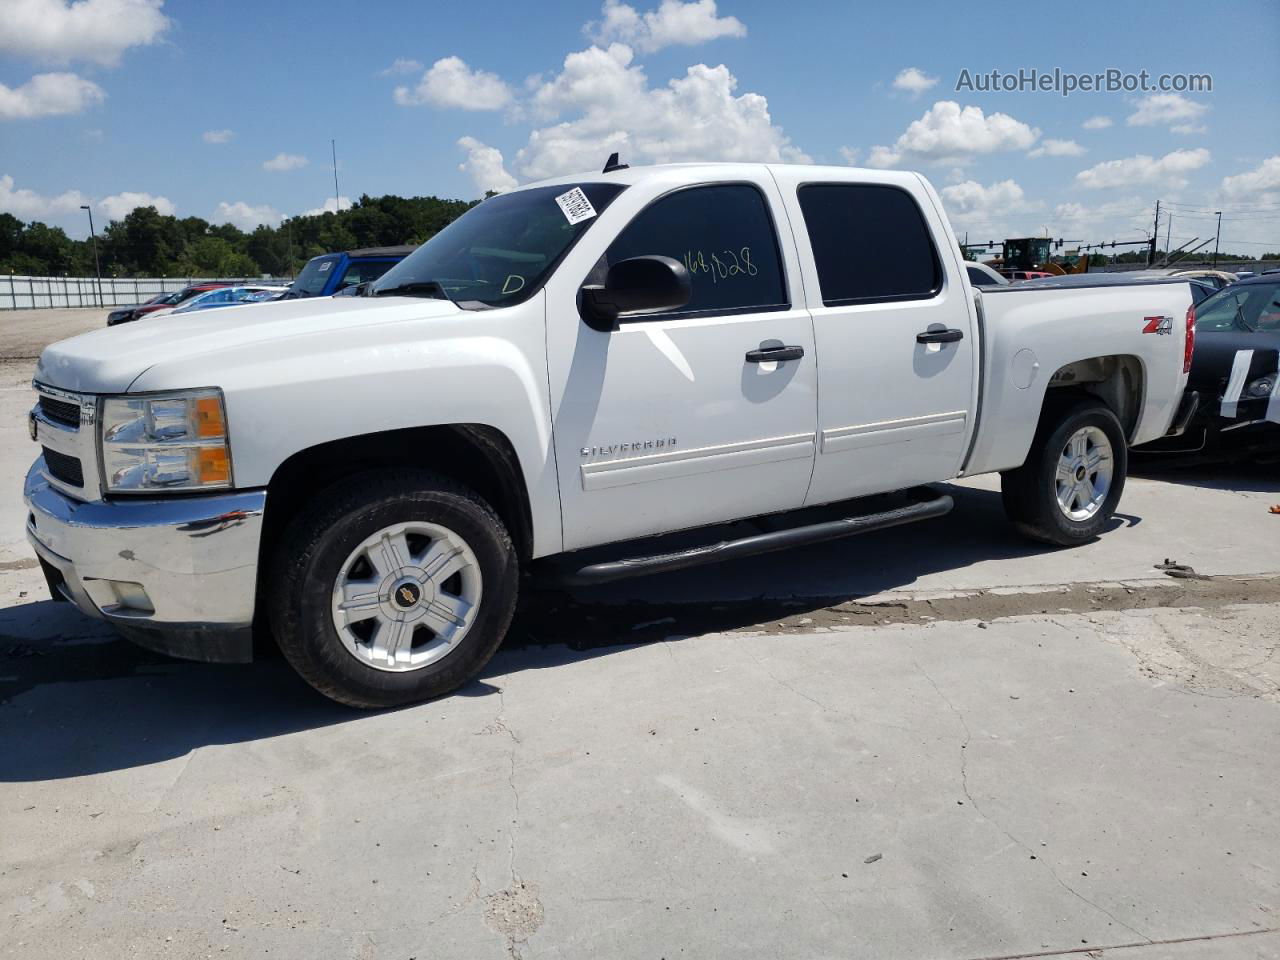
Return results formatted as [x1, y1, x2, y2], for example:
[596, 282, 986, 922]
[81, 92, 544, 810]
[559, 491, 954, 585]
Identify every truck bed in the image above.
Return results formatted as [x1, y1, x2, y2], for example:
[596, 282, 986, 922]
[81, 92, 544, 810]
[963, 278, 1193, 477]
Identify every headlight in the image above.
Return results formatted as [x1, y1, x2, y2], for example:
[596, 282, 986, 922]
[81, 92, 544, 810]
[100, 389, 233, 493]
[1245, 376, 1275, 399]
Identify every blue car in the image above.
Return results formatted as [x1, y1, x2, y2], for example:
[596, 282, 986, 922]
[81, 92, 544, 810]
[282, 245, 416, 299]
[169, 286, 288, 315]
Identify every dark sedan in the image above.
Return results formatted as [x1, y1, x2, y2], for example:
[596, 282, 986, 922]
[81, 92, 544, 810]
[1141, 274, 1279, 457]
[106, 291, 172, 325]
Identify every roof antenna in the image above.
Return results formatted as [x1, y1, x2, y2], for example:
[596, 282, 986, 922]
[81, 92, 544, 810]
[602, 152, 629, 173]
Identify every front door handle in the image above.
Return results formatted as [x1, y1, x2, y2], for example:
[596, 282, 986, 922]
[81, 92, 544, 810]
[745, 345, 805, 363]
[916, 328, 964, 344]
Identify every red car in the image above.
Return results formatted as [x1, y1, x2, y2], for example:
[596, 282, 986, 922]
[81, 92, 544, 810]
[106, 283, 233, 326]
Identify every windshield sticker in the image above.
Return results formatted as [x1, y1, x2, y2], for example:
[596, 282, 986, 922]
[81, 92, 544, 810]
[501, 274, 526, 295]
[555, 187, 597, 225]
[318, 261, 332, 272]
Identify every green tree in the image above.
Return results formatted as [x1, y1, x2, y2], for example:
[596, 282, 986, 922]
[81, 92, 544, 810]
[4, 191, 481, 278]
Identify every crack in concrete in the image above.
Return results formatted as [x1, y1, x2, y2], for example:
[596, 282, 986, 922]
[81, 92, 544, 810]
[746, 648, 841, 715]
[425, 868, 482, 928]
[913, 659, 1153, 946]
[958, 925, 1279, 960]
[480, 681, 543, 960]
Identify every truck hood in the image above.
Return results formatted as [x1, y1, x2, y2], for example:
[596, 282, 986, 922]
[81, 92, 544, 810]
[35, 295, 463, 394]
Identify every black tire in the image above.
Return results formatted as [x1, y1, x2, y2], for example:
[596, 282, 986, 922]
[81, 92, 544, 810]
[1001, 399, 1128, 546]
[268, 469, 518, 709]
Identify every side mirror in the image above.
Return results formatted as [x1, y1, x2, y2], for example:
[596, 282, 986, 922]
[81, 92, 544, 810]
[578, 255, 692, 331]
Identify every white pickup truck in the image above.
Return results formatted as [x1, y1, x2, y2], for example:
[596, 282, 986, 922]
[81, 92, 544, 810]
[25, 161, 1197, 707]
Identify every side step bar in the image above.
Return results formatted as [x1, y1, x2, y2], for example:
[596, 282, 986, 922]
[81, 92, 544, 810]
[561, 491, 954, 585]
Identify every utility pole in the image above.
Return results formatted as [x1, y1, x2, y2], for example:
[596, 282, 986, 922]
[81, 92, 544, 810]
[331, 138, 341, 213]
[79, 204, 103, 307]
[1165, 213, 1172, 266]
[1212, 211, 1222, 268]
[1148, 199, 1161, 266]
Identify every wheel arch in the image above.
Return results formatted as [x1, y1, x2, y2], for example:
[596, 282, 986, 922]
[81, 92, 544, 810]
[259, 424, 536, 572]
[1041, 353, 1146, 441]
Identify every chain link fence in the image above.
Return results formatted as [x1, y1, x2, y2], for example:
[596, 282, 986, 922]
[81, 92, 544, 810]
[2, 275, 294, 310]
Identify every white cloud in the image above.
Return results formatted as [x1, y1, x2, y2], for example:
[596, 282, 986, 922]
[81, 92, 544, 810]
[1075, 148, 1211, 190]
[380, 58, 423, 76]
[838, 146, 861, 165]
[528, 42, 645, 119]
[1220, 156, 1280, 198]
[0, 72, 104, 120]
[0, 0, 170, 67]
[1052, 196, 1156, 244]
[513, 43, 808, 181]
[1027, 138, 1086, 159]
[940, 179, 1032, 222]
[214, 200, 283, 230]
[891, 67, 938, 97]
[1170, 122, 1206, 135]
[301, 197, 352, 217]
[1126, 93, 1208, 129]
[457, 136, 517, 195]
[263, 152, 308, 172]
[586, 0, 745, 53]
[1082, 115, 1112, 130]
[98, 191, 174, 219]
[394, 56, 512, 110]
[202, 128, 233, 144]
[866, 101, 1039, 168]
[0, 173, 85, 219]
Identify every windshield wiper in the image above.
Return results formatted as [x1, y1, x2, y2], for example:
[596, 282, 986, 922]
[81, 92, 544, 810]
[371, 280, 453, 302]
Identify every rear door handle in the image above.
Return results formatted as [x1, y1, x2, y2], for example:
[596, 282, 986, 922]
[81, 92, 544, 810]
[916, 328, 964, 344]
[745, 345, 805, 363]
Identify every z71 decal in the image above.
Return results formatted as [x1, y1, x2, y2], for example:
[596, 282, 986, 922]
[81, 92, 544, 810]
[1142, 315, 1174, 335]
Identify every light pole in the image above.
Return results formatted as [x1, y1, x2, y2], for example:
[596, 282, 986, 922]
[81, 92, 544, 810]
[1212, 211, 1222, 269]
[80, 204, 103, 307]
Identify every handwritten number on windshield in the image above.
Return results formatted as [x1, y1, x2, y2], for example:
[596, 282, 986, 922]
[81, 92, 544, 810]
[682, 247, 757, 284]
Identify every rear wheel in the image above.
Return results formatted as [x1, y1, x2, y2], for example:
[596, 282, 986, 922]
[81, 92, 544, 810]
[1001, 399, 1127, 546]
[269, 470, 518, 708]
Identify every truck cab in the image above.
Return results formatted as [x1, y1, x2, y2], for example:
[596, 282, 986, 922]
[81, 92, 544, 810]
[283, 245, 416, 299]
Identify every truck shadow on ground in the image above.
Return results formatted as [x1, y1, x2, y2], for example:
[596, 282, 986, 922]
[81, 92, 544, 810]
[1131, 457, 1280, 495]
[1, 482, 1117, 783]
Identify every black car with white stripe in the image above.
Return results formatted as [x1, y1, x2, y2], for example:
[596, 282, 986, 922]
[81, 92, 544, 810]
[1142, 274, 1280, 457]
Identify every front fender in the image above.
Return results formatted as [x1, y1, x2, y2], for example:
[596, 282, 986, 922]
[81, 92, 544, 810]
[128, 294, 562, 556]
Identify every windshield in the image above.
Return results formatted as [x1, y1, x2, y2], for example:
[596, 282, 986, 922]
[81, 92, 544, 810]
[370, 182, 625, 307]
[291, 255, 342, 297]
[1195, 282, 1280, 333]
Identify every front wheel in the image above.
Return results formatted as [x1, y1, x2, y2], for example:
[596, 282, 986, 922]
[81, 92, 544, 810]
[1001, 400, 1128, 546]
[269, 470, 518, 708]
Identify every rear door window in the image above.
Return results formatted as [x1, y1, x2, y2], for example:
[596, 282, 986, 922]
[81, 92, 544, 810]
[339, 260, 399, 289]
[797, 184, 943, 306]
[604, 184, 788, 318]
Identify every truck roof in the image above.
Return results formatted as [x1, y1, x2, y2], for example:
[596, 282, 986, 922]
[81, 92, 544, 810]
[344, 245, 418, 258]
[511, 161, 927, 193]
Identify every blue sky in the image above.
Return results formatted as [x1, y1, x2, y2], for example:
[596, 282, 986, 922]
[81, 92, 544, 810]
[2, 0, 1278, 253]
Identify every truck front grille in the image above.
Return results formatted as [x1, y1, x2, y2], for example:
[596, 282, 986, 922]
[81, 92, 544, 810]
[42, 446, 84, 487]
[39, 395, 81, 429]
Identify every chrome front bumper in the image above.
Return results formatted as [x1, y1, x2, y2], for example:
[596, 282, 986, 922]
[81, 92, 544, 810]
[24, 459, 267, 663]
